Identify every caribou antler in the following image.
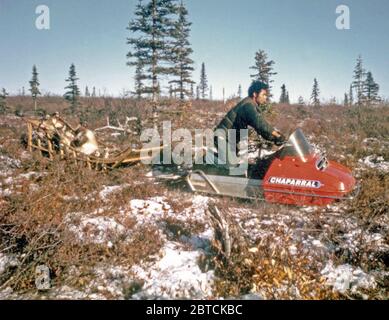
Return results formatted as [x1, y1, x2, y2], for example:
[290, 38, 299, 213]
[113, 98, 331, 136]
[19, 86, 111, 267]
[95, 116, 138, 134]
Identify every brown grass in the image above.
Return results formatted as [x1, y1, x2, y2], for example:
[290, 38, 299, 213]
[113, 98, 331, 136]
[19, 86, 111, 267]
[1, 96, 388, 298]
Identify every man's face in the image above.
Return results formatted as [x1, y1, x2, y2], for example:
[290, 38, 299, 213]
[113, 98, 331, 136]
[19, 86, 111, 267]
[253, 89, 268, 105]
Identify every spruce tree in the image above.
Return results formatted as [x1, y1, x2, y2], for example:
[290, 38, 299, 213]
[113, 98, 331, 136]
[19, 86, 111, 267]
[209, 85, 213, 100]
[156, 81, 161, 99]
[249, 49, 277, 99]
[169, 84, 173, 98]
[298, 96, 305, 105]
[199, 62, 208, 99]
[92, 87, 96, 97]
[349, 84, 353, 106]
[310, 78, 320, 106]
[363, 71, 380, 105]
[29, 65, 41, 112]
[196, 85, 200, 100]
[85, 86, 90, 97]
[279, 84, 287, 103]
[286, 91, 290, 104]
[344, 93, 349, 107]
[169, 1, 194, 100]
[0, 88, 9, 114]
[127, 0, 152, 100]
[64, 63, 80, 113]
[352, 55, 366, 106]
[238, 84, 242, 99]
[127, 0, 178, 102]
[133, 60, 147, 99]
[190, 83, 194, 99]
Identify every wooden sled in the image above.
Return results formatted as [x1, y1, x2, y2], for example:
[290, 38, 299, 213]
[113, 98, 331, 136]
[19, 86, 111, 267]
[26, 116, 164, 170]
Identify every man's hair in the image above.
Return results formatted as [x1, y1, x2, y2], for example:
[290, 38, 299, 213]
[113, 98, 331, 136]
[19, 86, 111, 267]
[248, 80, 269, 98]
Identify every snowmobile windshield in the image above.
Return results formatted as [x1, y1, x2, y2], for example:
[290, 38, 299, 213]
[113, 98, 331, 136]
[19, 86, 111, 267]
[279, 128, 314, 162]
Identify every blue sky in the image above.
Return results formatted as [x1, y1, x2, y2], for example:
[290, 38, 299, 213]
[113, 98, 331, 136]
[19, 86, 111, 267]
[0, 0, 388, 102]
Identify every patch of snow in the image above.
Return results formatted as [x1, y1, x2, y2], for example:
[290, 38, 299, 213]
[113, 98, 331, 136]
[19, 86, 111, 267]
[0, 253, 20, 274]
[130, 241, 214, 299]
[325, 203, 346, 213]
[289, 245, 298, 256]
[238, 293, 264, 300]
[49, 285, 106, 300]
[350, 134, 359, 141]
[321, 261, 376, 294]
[260, 220, 275, 226]
[18, 172, 46, 180]
[1, 171, 46, 188]
[65, 213, 127, 248]
[362, 137, 379, 144]
[358, 155, 389, 172]
[300, 206, 319, 213]
[369, 233, 383, 242]
[341, 230, 388, 252]
[361, 139, 379, 152]
[180, 228, 214, 251]
[99, 184, 129, 201]
[191, 195, 209, 210]
[2, 177, 14, 185]
[20, 151, 31, 160]
[64, 195, 212, 252]
[0, 188, 13, 197]
[144, 171, 153, 178]
[55, 186, 387, 299]
[61, 195, 80, 202]
[0, 171, 9, 177]
[120, 195, 212, 249]
[312, 239, 326, 248]
[128, 197, 174, 226]
[0, 287, 14, 300]
[91, 265, 132, 298]
[302, 236, 328, 253]
[228, 209, 293, 243]
[0, 155, 21, 169]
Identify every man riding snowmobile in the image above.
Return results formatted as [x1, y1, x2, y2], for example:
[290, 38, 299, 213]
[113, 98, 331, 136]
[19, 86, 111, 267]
[205, 80, 286, 174]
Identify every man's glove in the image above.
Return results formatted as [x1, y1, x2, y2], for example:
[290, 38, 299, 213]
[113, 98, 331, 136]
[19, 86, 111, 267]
[273, 133, 286, 146]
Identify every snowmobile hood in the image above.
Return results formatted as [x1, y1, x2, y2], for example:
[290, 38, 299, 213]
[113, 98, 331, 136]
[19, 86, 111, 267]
[322, 160, 356, 193]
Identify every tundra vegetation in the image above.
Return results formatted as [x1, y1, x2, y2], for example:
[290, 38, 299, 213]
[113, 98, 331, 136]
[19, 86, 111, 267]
[0, 95, 388, 299]
[0, 0, 387, 300]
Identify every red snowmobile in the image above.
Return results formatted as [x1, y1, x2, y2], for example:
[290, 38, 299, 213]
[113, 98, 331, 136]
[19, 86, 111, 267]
[185, 128, 358, 206]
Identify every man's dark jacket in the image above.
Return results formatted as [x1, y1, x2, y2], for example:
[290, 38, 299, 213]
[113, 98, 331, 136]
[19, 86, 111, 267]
[215, 97, 276, 147]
